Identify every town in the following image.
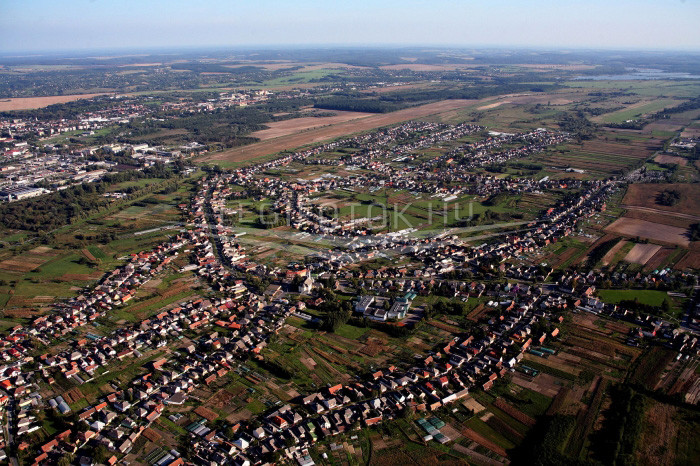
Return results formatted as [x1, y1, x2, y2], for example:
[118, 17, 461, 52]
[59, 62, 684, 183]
[0, 15, 700, 464]
[0, 104, 698, 466]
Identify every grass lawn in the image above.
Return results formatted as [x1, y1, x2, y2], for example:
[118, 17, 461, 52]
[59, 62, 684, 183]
[465, 417, 516, 450]
[334, 323, 368, 340]
[245, 399, 267, 415]
[597, 289, 668, 307]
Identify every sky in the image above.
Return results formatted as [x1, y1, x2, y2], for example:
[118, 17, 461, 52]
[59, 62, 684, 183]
[1, 0, 699, 53]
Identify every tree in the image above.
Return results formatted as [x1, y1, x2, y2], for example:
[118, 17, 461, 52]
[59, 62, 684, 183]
[92, 445, 108, 464]
[661, 298, 671, 313]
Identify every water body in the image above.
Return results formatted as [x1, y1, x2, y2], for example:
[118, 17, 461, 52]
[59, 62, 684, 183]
[575, 68, 700, 81]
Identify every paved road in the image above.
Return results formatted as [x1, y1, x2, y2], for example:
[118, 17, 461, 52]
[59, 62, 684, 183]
[3, 396, 18, 466]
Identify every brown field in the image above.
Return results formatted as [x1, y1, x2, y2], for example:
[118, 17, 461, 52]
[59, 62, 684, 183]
[122, 281, 193, 317]
[493, 398, 536, 427]
[680, 127, 700, 138]
[466, 304, 487, 322]
[206, 389, 236, 411]
[0, 258, 43, 272]
[6, 295, 54, 308]
[461, 428, 508, 458]
[58, 272, 103, 281]
[654, 154, 688, 166]
[142, 428, 162, 442]
[536, 137, 660, 175]
[251, 111, 374, 140]
[645, 109, 700, 134]
[194, 406, 219, 421]
[551, 247, 581, 269]
[379, 64, 478, 71]
[643, 247, 676, 272]
[477, 101, 510, 110]
[606, 217, 690, 247]
[361, 83, 431, 94]
[63, 387, 84, 404]
[0, 93, 105, 111]
[512, 372, 561, 398]
[3, 308, 42, 317]
[623, 209, 695, 230]
[575, 233, 618, 266]
[524, 352, 582, 376]
[624, 243, 662, 265]
[623, 183, 700, 219]
[601, 239, 628, 266]
[203, 99, 478, 164]
[81, 248, 97, 262]
[636, 402, 678, 466]
[675, 249, 700, 270]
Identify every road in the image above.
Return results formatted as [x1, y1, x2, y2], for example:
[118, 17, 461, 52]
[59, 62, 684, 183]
[621, 204, 700, 222]
[3, 395, 18, 466]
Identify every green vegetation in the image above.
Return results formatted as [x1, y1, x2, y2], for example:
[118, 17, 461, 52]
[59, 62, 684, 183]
[0, 164, 180, 232]
[597, 289, 669, 307]
[656, 189, 681, 207]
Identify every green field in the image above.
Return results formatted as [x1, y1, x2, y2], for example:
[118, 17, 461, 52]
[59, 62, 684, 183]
[259, 69, 340, 88]
[596, 99, 683, 124]
[597, 289, 669, 306]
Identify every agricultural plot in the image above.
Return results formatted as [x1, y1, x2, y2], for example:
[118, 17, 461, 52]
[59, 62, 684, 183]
[535, 137, 660, 177]
[605, 217, 690, 247]
[203, 99, 479, 165]
[592, 98, 683, 124]
[675, 248, 700, 270]
[653, 154, 688, 166]
[622, 183, 700, 221]
[623, 243, 662, 265]
[250, 110, 374, 140]
[0, 246, 60, 272]
[0, 93, 106, 111]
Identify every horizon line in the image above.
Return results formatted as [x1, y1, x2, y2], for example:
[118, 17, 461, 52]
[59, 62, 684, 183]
[2, 43, 700, 57]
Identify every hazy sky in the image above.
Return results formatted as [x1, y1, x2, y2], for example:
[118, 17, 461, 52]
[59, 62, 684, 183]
[2, 0, 699, 52]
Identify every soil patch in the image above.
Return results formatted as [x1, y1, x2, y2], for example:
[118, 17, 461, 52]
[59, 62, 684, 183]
[251, 111, 373, 140]
[624, 243, 662, 265]
[653, 154, 688, 166]
[0, 93, 105, 111]
[605, 218, 690, 247]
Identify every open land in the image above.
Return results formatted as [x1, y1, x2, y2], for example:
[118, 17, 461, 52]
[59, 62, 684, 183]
[0, 93, 106, 111]
[605, 217, 690, 247]
[203, 99, 478, 164]
[250, 110, 374, 140]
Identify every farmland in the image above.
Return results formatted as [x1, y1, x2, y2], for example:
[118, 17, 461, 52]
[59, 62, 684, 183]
[592, 98, 683, 124]
[0, 93, 106, 110]
[605, 217, 691, 247]
[250, 110, 374, 140]
[534, 136, 661, 177]
[201, 99, 479, 165]
[1, 47, 700, 466]
[623, 183, 700, 220]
